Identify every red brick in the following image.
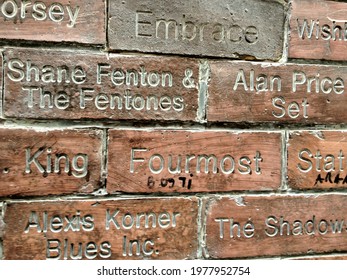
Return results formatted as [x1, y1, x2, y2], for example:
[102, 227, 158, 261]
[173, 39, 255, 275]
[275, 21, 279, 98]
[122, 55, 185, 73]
[289, 0, 347, 61]
[208, 60, 347, 124]
[0, 0, 105, 44]
[288, 131, 347, 190]
[2, 198, 198, 259]
[0, 127, 103, 197]
[107, 130, 282, 193]
[3, 48, 199, 121]
[206, 195, 347, 258]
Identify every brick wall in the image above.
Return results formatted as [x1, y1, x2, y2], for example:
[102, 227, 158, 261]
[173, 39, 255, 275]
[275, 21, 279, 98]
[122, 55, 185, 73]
[1, 0, 347, 260]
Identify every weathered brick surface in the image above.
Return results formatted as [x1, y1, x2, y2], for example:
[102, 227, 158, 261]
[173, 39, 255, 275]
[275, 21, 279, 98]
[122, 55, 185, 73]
[0, 128, 103, 197]
[107, 130, 282, 193]
[108, 0, 285, 60]
[1, 0, 347, 262]
[206, 195, 347, 258]
[289, 0, 347, 61]
[0, 0, 105, 44]
[208, 60, 347, 124]
[288, 131, 347, 190]
[3, 48, 199, 121]
[2, 198, 198, 260]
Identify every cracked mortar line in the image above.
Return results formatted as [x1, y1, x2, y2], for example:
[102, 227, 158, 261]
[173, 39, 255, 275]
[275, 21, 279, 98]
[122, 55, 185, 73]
[197, 60, 210, 123]
[97, 128, 109, 195]
[0, 50, 4, 120]
[197, 197, 204, 259]
[5, 185, 347, 205]
[200, 197, 210, 259]
[279, 0, 290, 64]
[0, 202, 5, 260]
[104, 0, 110, 52]
[281, 130, 289, 191]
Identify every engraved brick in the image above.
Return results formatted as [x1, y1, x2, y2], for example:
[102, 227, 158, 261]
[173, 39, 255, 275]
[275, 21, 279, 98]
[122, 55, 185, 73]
[0, 0, 105, 44]
[0, 128, 102, 197]
[2, 198, 198, 259]
[107, 130, 282, 193]
[108, 0, 285, 60]
[208, 60, 347, 124]
[288, 131, 347, 190]
[206, 195, 347, 258]
[289, 0, 347, 61]
[3, 48, 198, 121]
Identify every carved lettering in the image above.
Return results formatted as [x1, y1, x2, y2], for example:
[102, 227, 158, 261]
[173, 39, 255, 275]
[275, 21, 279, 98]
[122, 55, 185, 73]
[79, 89, 184, 113]
[46, 239, 111, 260]
[298, 149, 345, 173]
[25, 147, 88, 178]
[292, 71, 344, 94]
[265, 215, 346, 237]
[105, 209, 180, 230]
[130, 148, 263, 176]
[24, 211, 94, 233]
[96, 64, 173, 88]
[7, 59, 86, 84]
[233, 69, 282, 92]
[297, 19, 347, 42]
[215, 218, 255, 239]
[122, 236, 158, 257]
[134, 10, 259, 44]
[0, 1, 80, 27]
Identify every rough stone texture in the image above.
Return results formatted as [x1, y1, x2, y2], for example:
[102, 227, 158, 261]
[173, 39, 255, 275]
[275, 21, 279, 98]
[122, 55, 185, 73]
[206, 195, 347, 258]
[0, 0, 105, 44]
[289, 0, 347, 61]
[107, 130, 282, 193]
[3, 198, 198, 260]
[3, 48, 199, 121]
[0, 128, 103, 197]
[208, 60, 347, 124]
[108, 0, 285, 60]
[288, 130, 347, 190]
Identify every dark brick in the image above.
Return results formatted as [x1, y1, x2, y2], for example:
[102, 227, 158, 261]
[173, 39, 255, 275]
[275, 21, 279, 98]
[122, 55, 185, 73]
[108, 0, 285, 60]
